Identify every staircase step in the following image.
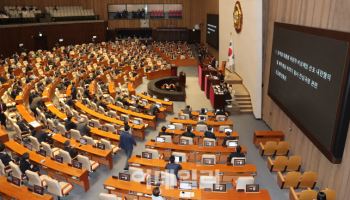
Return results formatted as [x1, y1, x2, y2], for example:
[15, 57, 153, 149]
[237, 101, 251, 106]
[240, 109, 253, 113]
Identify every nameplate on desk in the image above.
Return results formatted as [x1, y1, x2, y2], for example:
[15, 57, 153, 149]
[246, 184, 260, 193]
[29, 121, 41, 128]
[11, 176, 21, 186]
[179, 191, 194, 198]
[213, 184, 227, 192]
[33, 185, 44, 195]
[96, 143, 105, 150]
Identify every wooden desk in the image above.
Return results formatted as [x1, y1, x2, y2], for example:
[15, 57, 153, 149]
[74, 101, 146, 140]
[128, 156, 257, 180]
[137, 93, 173, 112]
[16, 104, 43, 129]
[253, 130, 285, 146]
[164, 129, 238, 145]
[125, 98, 167, 120]
[52, 134, 114, 169]
[169, 118, 233, 129]
[0, 126, 9, 143]
[190, 111, 215, 118]
[0, 176, 53, 200]
[104, 177, 271, 200]
[146, 69, 172, 80]
[145, 141, 246, 163]
[5, 141, 90, 191]
[104, 177, 202, 200]
[107, 104, 156, 129]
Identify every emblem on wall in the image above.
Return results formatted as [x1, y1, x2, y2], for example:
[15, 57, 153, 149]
[233, 1, 243, 33]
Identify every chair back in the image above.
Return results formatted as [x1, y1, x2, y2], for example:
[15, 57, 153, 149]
[25, 170, 42, 186]
[28, 136, 41, 151]
[41, 142, 54, 157]
[180, 136, 193, 145]
[70, 129, 82, 140]
[100, 139, 112, 150]
[286, 155, 301, 171]
[216, 115, 226, 121]
[273, 156, 288, 171]
[58, 150, 72, 164]
[145, 148, 159, 159]
[83, 135, 96, 145]
[103, 123, 115, 132]
[90, 119, 101, 128]
[0, 160, 6, 176]
[129, 167, 146, 183]
[162, 172, 177, 188]
[196, 124, 208, 132]
[263, 141, 278, 156]
[299, 171, 318, 189]
[162, 135, 172, 143]
[98, 193, 118, 200]
[173, 123, 183, 130]
[45, 178, 63, 197]
[285, 171, 301, 188]
[276, 141, 289, 156]
[199, 176, 217, 189]
[321, 188, 336, 200]
[203, 138, 216, 146]
[201, 154, 216, 165]
[77, 155, 91, 172]
[172, 152, 187, 162]
[57, 123, 67, 134]
[107, 111, 117, 118]
[298, 189, 317, 200]
[9, 161, 22, 179]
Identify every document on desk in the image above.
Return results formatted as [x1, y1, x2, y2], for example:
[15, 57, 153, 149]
[180, 191, 194, 198]
[29, 120, 41, 128]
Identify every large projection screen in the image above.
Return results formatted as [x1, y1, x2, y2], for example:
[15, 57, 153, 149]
[268, 22, 350, 163]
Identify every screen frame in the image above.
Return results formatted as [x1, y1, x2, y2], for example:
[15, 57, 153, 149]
[206, 14, 219, 50]
[268, 22, 350, 163]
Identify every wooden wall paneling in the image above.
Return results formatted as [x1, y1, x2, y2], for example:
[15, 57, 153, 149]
[262, 0, 350, 199]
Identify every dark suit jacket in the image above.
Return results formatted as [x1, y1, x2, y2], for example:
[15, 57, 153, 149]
[119, 131, 136, 153]
[222, 136, 238, 146]
[65, 119, 77, 131]
[227, 152, 245, 163]
[204, 131, 216, 139]
[33, 130, 49, 143]
[165, 163, 182, 179]
[64, 146, 78, 158]
[0, 152, 12, 166]
[182, 131, 195, 138]
[19, 159, 39, 173]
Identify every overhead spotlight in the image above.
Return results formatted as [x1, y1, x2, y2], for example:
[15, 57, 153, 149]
[38, 32, 43, 37]
[18, 43, 24, 48]
[92, 35, 97, 42]
[58, 38, 64, 43]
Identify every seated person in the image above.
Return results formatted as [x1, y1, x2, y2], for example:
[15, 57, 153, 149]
[65, 115, 77, 131]
[227, 145, 245, 164]
[31, 127, 50, 143]
[0, 142, 12, 166]
[77, 121, 91, 137]
[222, 131, 238, 146]
[200, 108, 207, 115]
[165, 155, 182, 179]
[182, 126, 195, 138]
[63, 140, 78, 158]
[19, 152, 39, 173]
[197, 116, 207, 125]
[204, 126, 216, 140]
[16, 116, 30, 132]
[182, 105, 192, 115]
[158, 126, 171, 136]
[152, 187, 164, 200]
[215, 109, 228, 117]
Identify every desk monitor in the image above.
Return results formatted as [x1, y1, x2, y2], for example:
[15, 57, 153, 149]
[141, 152, 152, 159]
[167, 124, 176, 130]
[72, 160, 82, 169]
[174, 155, 183, 163]
[217, 116, 226, 121]
[246, 184, 260, 193]
[97, 143, 105, 150]
[180, 139, 189, 145]
[33, 185, 44, 195]
[179, 181, 192, 190]
[132, 119, 141, 125]
[88, 122, 94, 127]
[203, 158, 215, 165]
[156, 137, 165, 143]
[65, 132, 71, 139]
[213, 184, 227, 192]
[11, 176, 21, 186]
[224, 128, 232, 133]
[55, 155, 63, 163]
[233, 158, 246, 166]
[119, 172, 130, 181]
[38, 149, 46, 157]
[102, 126, 109, 132]
[204, 141, 215, 147]
[179, 115, 186, 120]
[227, 140, 238, 147]
[236, 176, 254, 192]
[79, 138, 87, 145]
[155, 103, 162, 108]
[147, 175, 161, 186]
[120, 114, 128, 122]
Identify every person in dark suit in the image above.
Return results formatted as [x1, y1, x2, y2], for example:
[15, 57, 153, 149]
[227, 145, 245, 164]
[0, 102, 7, 128]
[16, 116, 30, 132]
[65, 115, 77, 131]
[19, 152, 39, 174]
[222, 131, 238, 146]
[182, 126, 195, 138]
[71, 85, 77, 100]
[31, 127, 49, 143]
[76, 122, 91, 137]
[165, 155, 182, 179]
[119, 126, 136, 170]
[199, 108, 207, 115]
[204, 126, 216, 140]
[182, 105, 192, 118]
[158, 126, 171, 136]
[197, 116, 207, 125]
[0, 142, 12, 166]
[316, 192, 327, 200]
[63, 140, 78, 158]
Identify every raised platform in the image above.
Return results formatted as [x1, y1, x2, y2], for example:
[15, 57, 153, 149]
[147, 76, 186, 101]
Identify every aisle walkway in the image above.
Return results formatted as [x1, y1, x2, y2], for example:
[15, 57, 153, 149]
[69, 66, 287, 200]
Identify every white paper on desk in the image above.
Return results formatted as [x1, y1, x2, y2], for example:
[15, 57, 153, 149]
[179, 191, 194, 198]
[29, 121, 41, 128]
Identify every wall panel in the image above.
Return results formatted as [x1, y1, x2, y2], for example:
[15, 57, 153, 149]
[263, 0, 350, 199]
